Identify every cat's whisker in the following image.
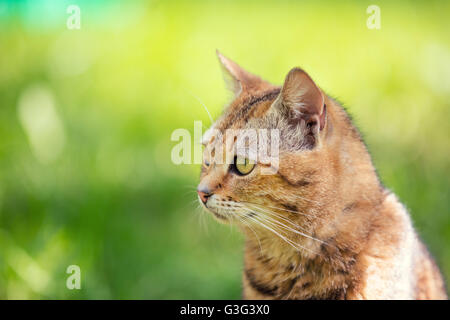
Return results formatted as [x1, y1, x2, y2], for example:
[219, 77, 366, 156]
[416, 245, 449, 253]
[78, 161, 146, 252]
[290, 194, 321, 205]
[243, 213, 300, 251]
[181, 198, 202, 213]
[243, 207, 326, 253]
[245, 207, 328, 247]
[243, 211, 320, 256]
[243, 202, 312, 230]
[242, 201, 326, 222]
[236, 213, 263, 256]
[259, 217, 319, 256]
[184, 189, 200, 200]
[186, 90, 213, 124]
[190, 199, 202, 208]
[193, 202, 210, 234]
[245, 206, 311, 235]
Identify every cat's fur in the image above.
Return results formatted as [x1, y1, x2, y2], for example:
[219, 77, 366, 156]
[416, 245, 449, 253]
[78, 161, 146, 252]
[197, 51, 447, 300]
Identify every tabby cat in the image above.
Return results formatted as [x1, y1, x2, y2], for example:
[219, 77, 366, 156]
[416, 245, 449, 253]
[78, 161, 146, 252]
[197, 51, 447, 299]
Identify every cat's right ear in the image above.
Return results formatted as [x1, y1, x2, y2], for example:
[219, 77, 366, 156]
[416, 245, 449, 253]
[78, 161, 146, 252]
[216, 50, 270, 96]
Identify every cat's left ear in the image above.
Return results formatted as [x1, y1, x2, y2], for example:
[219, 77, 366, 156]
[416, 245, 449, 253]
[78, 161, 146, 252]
[275, 68, 326, 136]
[216, 50, 272, 96]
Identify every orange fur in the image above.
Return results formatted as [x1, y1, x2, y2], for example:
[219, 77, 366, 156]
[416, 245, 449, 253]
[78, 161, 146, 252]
[197, 52, 447, 300]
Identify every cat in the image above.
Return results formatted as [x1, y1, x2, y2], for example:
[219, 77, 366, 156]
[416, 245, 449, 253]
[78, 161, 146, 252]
[197, 51, 447, 300]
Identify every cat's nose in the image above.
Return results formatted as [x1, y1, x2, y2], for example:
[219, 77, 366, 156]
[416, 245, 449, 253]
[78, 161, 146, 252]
[197, 187, 212, 204]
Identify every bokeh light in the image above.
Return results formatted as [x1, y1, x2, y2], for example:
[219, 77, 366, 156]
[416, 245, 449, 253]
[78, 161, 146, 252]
[0, 0, 449, 299]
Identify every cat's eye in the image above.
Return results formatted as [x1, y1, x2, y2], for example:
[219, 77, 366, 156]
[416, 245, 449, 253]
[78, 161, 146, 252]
[234, 157, 255, 175]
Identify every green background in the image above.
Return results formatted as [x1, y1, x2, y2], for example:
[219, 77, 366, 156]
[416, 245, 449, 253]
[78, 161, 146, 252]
[0, 0, 449, 299]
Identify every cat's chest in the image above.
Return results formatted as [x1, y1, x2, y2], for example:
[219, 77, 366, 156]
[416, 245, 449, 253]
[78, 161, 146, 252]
[243, 252, 350, 299]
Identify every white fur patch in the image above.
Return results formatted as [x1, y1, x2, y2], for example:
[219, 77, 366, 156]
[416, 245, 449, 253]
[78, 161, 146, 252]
[361, 193, 417, 299]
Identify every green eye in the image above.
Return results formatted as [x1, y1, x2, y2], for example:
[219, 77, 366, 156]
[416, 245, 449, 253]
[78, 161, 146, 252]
[234, 157, 255, 175]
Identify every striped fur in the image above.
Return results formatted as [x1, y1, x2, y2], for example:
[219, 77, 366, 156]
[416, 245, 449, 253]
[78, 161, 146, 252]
[197, 52, 447, 300]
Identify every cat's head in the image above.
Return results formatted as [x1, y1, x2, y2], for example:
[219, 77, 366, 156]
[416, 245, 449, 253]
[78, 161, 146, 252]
[198, 51, 340, 244]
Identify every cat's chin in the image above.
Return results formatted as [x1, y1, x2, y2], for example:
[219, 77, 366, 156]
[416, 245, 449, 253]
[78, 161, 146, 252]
[211, 211, 230, 223]
[203, 207, 232, 224]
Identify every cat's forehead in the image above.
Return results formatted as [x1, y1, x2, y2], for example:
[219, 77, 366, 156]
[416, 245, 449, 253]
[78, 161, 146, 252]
[202, 94, 277, 148]
[202, 90, 282, 163]
[216, 88, 281, 132]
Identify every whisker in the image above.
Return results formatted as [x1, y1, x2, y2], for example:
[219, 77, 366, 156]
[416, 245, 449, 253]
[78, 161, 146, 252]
[243, 203, 312, 231]
[289, 194, 321, 205]
[256, 217, 321, 256]
[260, 212, 334, 247]
[193, 202, 210, 234]
[244, 207, 327, 246]
[242, 201, 325, 222]
[186, 90, 213, 124]
[244, 212, 319, 256]
[256, 211, 324, 245]
[236, 213, 263, 256]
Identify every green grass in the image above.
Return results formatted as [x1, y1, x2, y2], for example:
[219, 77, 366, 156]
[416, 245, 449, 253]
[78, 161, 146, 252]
[0, 0, 449, 298]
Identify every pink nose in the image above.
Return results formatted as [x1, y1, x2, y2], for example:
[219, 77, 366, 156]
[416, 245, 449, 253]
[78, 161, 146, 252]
[197, 190, 211, 204]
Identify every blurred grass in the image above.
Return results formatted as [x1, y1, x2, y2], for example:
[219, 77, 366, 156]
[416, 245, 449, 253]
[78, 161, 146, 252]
[0, 0, 449, 298]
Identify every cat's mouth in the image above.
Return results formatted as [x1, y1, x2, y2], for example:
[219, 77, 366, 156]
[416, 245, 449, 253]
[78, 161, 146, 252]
[203, 205, 231, 222]
[198, 196, 233, 221]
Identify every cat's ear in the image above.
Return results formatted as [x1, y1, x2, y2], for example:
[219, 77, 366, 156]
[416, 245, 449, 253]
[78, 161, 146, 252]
[276, 68, 326, 139]
[216, 50, 271, 96]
